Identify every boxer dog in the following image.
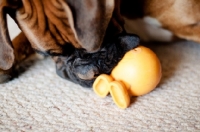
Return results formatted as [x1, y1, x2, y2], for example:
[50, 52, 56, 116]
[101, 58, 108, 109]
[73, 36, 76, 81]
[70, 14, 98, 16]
[0, 0, 199, 87]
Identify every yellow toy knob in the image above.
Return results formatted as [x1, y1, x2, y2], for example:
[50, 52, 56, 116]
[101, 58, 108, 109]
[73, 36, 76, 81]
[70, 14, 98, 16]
[109, 81, 130, 109]
[93, 74, 114, 97]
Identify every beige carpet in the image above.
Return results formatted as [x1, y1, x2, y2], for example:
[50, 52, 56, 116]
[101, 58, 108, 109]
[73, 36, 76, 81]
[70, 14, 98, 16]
[0, 17, 200, 132]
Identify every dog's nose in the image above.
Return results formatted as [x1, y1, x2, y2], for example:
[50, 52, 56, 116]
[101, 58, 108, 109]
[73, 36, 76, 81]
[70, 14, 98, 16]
[73, 58, 99, 80]
[76, 66, 99, 80]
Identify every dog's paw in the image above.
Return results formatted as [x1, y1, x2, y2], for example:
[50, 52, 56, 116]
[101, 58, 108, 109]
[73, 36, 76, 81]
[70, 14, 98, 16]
[0, 69, 14, 84]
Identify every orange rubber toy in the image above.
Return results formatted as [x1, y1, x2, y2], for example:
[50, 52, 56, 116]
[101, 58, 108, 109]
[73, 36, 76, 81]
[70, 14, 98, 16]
[93, 46, 162, 109]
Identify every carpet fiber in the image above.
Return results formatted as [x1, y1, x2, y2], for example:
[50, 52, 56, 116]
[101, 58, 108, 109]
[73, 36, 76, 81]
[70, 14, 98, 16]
[0, 17, 200, 132]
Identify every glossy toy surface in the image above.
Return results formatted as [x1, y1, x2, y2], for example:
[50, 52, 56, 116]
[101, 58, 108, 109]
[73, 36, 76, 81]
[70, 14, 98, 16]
[93, 46, 162, 109]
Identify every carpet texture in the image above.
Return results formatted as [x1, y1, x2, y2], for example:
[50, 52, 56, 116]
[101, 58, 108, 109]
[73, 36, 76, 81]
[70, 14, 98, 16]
[0, 17, 200, 132]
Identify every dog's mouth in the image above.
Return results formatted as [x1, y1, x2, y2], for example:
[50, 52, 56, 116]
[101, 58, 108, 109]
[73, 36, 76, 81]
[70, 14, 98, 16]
[55, 33, 140, 87]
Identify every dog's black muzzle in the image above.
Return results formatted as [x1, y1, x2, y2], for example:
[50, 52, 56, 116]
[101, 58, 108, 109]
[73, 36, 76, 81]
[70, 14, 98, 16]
[55, 33, 140, 87]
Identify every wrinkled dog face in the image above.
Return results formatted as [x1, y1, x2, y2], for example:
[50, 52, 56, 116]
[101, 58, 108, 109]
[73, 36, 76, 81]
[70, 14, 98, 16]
[0, 0, 117, 70]
[15, 0, 116, 55]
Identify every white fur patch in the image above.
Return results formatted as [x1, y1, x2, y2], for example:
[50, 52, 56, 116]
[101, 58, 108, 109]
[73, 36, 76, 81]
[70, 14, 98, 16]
[106, 0, 114, 8]
[124, 16, 174, 42]
[7, 15, 21, 40]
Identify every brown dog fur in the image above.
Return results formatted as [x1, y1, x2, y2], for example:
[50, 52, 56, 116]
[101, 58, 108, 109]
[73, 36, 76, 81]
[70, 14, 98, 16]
[121, 0, 200, 42]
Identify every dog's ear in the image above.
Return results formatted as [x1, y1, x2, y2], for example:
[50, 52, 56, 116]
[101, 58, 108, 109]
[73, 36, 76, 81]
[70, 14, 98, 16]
[0, 1, 15, 70]
[67, 0, 115, 52]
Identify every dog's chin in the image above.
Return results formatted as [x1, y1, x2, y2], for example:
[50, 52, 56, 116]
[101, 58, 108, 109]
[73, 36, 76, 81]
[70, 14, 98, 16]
[55, 33, 140, 88]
